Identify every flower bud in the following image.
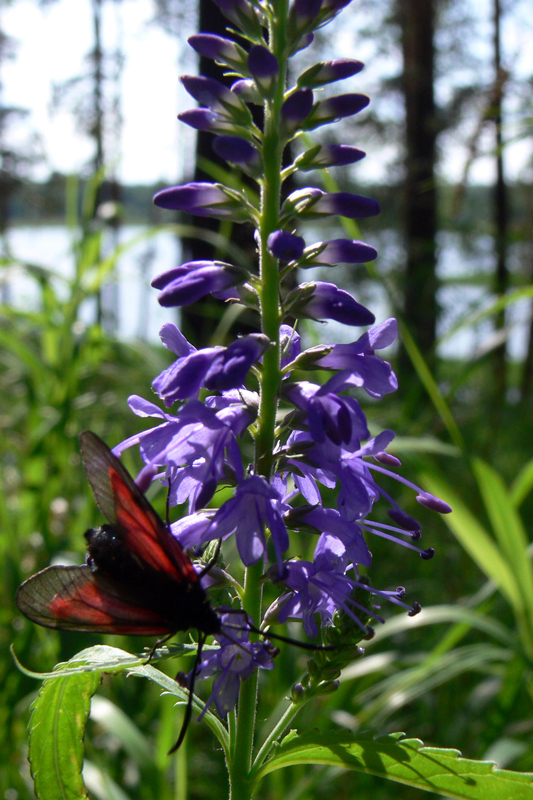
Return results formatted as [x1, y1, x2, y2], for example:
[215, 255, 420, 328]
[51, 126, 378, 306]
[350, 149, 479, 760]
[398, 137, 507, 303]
[248, 45, 279, 94]
[267, 230, 306, 262]
[294, 143, 365, 170]
[305, 93, 369, 130]
[297, 59, 364, 88]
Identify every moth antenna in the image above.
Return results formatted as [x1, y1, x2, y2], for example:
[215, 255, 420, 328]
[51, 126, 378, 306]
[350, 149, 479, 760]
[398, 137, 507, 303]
[145, 631, 176, 663]
[165, 476, 172, 528]
[220, 610, 335, 652]
[168, 631, 206, 755]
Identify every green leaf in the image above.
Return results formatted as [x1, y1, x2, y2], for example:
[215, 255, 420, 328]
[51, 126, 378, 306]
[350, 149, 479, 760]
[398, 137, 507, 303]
[510, 458, 533, 508]
[473, 459, 533, 611]
[28, 669, 101, 800]
[14, 644, 230, 755]
[421, 474, 522, 610]
[83, 760, 133, 800]
[90, 696, 152, 767]
[253, 730, 533, 799]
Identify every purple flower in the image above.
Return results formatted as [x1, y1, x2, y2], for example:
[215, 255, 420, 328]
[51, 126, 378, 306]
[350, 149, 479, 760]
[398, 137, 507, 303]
[319, 0, 354, 25]
[153, 330, 269, 405]
[153, 182, 252, 222]
[288, 0, 322, 39]
[188, 34, 247, 73]
[299, 507, 372, 565]
[248, 45, 279, 92]
[280, 89, 314, 133]
[291, 318, 398, 398]
[286, 281, 375, 326]
[281, 187, 379, 220]
[274, 534, 357, 637]
[151, 261, 247, 307]
[230, 79, 262, 104]
[301, 238, 377, 266]
[305, 93, 370, 129]
[181, 75, 252, 126]
[297, 59, 364, 88]
[211, 0, 263, 39]
[212, 136, 260, 168]
[194, 611, 276, 717]
[267, 230, 306, 261]
[117, 397, 253, 511]
[280, 324, 302, 369]
[310, 189, 380, 219]
[200, 475, 290, 567]
[179, 108, 238, 134]
[295, 143, 365, 170]
[171, 511, 213, 550]
[285, 374, 370, 446]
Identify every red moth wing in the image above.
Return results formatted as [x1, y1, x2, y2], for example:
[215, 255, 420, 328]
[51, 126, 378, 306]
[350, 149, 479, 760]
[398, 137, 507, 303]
[79, 431, 198, 584]
[16, 565, 174, 636]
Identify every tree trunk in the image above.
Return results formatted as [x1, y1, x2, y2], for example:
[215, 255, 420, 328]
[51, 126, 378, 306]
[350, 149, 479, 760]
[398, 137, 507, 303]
[397, 0, 438, 390]
[491, 0, 509, 405]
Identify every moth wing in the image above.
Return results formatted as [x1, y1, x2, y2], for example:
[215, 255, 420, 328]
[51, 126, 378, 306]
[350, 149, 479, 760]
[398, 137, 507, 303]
[16, 565, 174, 636]
[79, 431, 198, 583]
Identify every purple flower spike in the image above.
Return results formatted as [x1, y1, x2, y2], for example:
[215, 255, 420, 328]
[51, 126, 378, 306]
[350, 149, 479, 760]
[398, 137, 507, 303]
[298, 59, 364, 88]
[188, 34, 247, 73]
[306, 93, 370, 128]
[311, 190, 380, 219]
[152, 261, 247, 307]
[212, 136, 260, 167]
[153, 182, 251, 222]
[306, 238, 377, 266]
[295, 143, 366, 170]
[248, 45, 279, 92]
[287, 281, 375, 326]
[280, 89, 314, 133]
[268, 230, 306, 261]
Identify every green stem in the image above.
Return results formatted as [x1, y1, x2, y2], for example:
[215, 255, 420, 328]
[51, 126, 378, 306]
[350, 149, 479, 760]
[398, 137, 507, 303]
[251, 699, 303, 773]
[228, 562, 263, 800]
[228, 4, 290, 798]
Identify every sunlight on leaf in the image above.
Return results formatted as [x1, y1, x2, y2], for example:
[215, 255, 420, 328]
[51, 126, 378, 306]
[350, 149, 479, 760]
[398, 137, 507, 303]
[253, 731, 533, 799]
[28, 670, 101, 800]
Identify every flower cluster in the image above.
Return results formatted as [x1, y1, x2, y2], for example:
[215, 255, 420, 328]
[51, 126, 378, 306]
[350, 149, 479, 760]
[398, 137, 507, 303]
[118, 0, 451, 719]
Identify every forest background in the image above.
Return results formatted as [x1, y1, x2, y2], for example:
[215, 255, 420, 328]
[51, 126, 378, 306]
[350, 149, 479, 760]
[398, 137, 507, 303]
[2, 0, 533, 799]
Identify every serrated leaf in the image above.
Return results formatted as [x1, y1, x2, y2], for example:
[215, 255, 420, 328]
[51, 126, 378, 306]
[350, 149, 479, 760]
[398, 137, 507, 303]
[253, 731, 533, 799]
[28, 670, 101, 800]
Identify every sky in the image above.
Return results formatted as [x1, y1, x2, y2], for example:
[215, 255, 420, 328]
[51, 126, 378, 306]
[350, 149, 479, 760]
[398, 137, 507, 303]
[3, 0, 532, 186]
[4, 0, 188, 184]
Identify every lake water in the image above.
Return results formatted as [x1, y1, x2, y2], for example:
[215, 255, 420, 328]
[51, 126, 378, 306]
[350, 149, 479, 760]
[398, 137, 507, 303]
[2, 224, 530, 360]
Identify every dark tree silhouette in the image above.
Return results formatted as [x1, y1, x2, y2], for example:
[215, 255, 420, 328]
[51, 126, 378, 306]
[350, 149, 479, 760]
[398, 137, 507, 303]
[396, 0, 438, 386]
